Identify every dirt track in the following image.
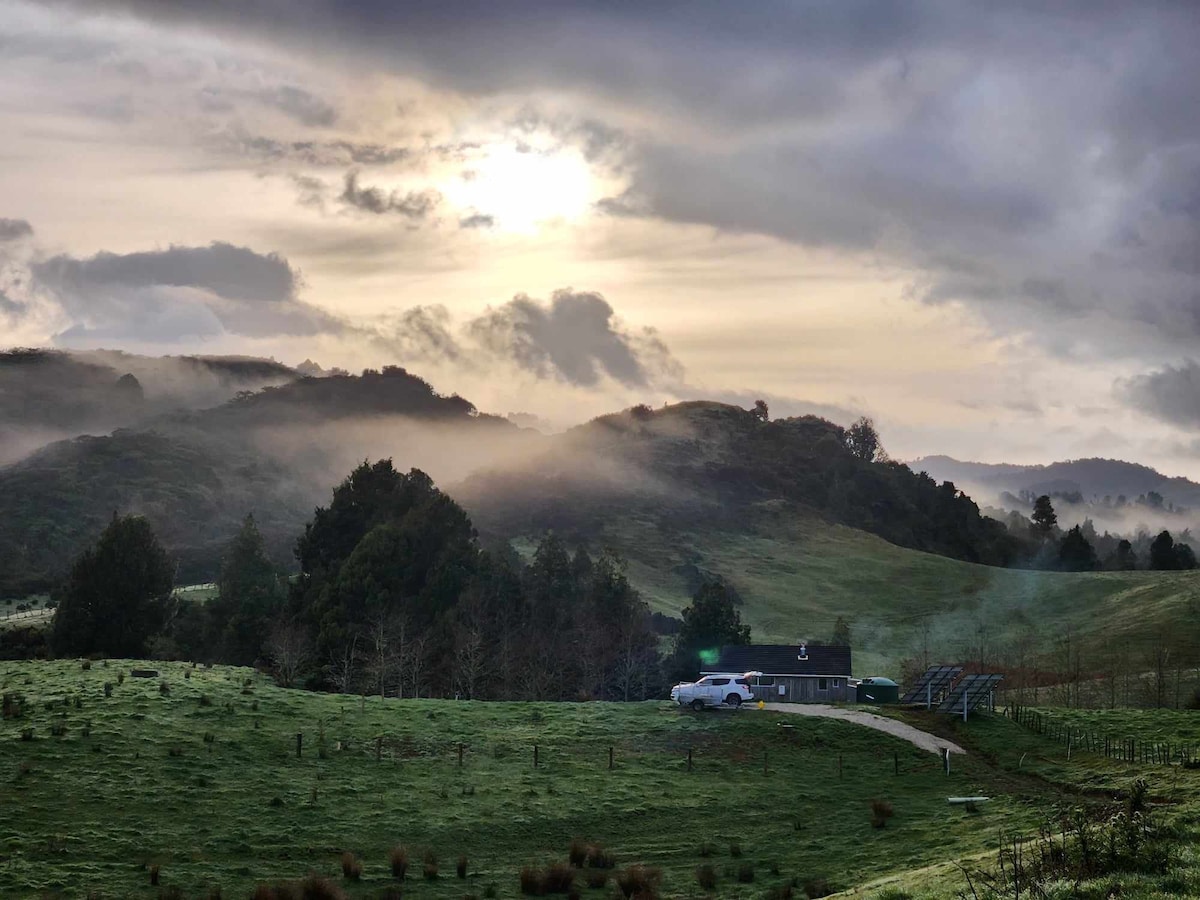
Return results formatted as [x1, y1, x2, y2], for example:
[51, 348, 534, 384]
[763, 702, 965, 756]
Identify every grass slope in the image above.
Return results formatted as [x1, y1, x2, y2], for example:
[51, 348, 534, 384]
[0, 661, 1063, 900]
[531, 510, 1200, 676]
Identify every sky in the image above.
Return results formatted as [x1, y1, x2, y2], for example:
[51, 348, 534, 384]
[2, 1, 1199, 473]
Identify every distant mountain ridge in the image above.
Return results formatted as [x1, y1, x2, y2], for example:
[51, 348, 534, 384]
[910, 455, 1200, 510]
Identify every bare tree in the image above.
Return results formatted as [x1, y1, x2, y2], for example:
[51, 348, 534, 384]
[326, 632, 361, 694]
[266, 619, 312, 687]
[452, 622, 487, 699]
[365, 611, 405, 699]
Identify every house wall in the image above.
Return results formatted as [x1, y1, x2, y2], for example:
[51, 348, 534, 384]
[749, 676, 850, 704]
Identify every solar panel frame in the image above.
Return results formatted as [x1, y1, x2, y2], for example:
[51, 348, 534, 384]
[898, 665, 963, 705]
[936, 673, 1004, 716]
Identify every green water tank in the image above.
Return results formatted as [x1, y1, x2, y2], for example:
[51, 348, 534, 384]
[856, 676, 899, 704]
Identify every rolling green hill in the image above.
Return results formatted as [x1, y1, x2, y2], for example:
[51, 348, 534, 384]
[513, 507, 1200, 678]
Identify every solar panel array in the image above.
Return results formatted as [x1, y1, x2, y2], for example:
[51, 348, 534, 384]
[898, 665, 963, 705]
[936, 673, 1004, 716]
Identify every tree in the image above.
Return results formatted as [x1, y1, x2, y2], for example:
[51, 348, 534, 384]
[51, 514, 173, 657]
[1150, 530, 1178, 570]
[845, 417, 882, 462]
[265, 619, 312, 687]
[1176, 542, 1198, 571]
[1057, 525, 1098, 571]
[830, 615, 852, 647]
[1109, 538, 1137, 571]
[1031, 495, 1057, 537]
[208, 514, 284, 664]
[670, 580, 751, 681]
[752, 399, 769, 422]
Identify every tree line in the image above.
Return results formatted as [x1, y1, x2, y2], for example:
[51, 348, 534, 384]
[44, 460, 754, 699]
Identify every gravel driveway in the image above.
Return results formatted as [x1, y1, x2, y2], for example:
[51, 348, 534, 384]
[763, 703, 965, 756]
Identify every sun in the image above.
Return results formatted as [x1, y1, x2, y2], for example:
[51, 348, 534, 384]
[443, 142, 598, 234]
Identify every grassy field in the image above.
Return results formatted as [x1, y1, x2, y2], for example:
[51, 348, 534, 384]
[537, 512, 1200, 676]
[0, 660, 1121, 900]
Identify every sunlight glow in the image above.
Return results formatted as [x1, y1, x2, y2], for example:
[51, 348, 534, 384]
[443, 143, 598, 234]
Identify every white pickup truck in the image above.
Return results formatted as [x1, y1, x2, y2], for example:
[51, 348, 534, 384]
[670, 671, 761, 710]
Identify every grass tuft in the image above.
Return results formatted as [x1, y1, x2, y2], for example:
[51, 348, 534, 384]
[870, 799, 894, 829]
[341, 851, 362, 880]
[696, 864, 717, 890]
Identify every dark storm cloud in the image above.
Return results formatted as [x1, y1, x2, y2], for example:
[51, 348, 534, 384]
[58, 2, 1200, 352]
[0, 218, 33, 242]
[1120, 362, 1200, 429]
[31, 242, 341, 342]
[340, 171, 440, 219]
[466, 289, 682, 388]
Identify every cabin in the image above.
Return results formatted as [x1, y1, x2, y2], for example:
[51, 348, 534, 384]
[702, 643, 852, 703]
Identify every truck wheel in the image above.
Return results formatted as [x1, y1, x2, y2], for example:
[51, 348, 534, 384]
[725, 694, 742, 708]
[691, 699, 705, 712]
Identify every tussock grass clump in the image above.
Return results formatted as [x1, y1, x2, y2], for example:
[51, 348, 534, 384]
[615, 865, 660, 899]
[184, 669, 191, 680]
[457, 855, 468, 878]
[81, 659, 92, 671]
[729, 842, 742, 858]
[2, 692, 23, 719]
[199, 694, 212, 707]
[483, 884, 497, 898]
[158, 886, 184, 900]
[73, 695, 83, 709]
[252, 874, 347, 900]
[519, 866, 541, 895]
[585, 870, 609, 890]
[736, 863, 755, 883]
[103, 682, 113, 697]
[17, 760, 32, 778]
[203, 732, 215, 744]
[341, 851, 362, 880]
[764, 883, 793, 900]
[569, 839, 587, 867]
[543, 862, 574, 894]
[803, 877, 833, 898]
[159, 680, 170, 695]
[585, 845, 615, 869]
[149, 864, 160, 886]
[377, 889, 402, 900]
[870, 799, 894, 829]
[270, 796, 284, 808]
[50, 718, 67, 737]
[423, 850, 439, 880]
[117, 672, 125, 685]
[20, 727, 33, 741]
[695, 864, 717, 890]
[167, 746, 183, 757]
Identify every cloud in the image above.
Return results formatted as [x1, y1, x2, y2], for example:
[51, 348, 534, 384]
[459, 213, 495, 229]
[255, 85, 337, 127]
[0, 218, 33, 242]
[340, 171, 441, 219]
[0, 289, 26, 319]
[466, 289, 683, 388]
[1120, 361, 1200, 429]
[30, 241, 342, 343]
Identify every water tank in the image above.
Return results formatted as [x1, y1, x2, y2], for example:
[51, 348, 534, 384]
[856, 676, 899, 704]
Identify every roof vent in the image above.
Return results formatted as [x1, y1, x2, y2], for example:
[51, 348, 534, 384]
[798, 643, 808, 660]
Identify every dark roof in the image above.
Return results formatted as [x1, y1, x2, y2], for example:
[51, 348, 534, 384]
[702, 644, 852, 677]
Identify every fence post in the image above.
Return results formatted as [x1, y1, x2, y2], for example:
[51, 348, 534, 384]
[763, 750, 769, 776]
[838, 753, 843, 779]
[296, 732, 302, 758]
[894, 752, 899, 776]
[534, 744, 539, 768]
[458, 743, 464, 767]
[609, 746, 614, 771]
[687, 747, 693, 771]
[375, 736, 382, 762]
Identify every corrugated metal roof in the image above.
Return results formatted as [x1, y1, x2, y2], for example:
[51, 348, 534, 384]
[702, 644, 852, 677]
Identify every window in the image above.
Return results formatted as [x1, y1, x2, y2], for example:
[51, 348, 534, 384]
[818, 678, 828, 691]
[710, 677, 730, 686]
[754, 676, 775, 686]
[833, 679, 840, 688]
[735, 678, 750, 686]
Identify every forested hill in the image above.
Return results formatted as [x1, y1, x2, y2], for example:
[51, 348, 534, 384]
[912, 455, 1200, 511]
[458, 401, 1018, 567]
[0, 366, 529, 594]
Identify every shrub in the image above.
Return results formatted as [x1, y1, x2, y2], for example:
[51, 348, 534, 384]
[569, 839, 588, 867]
[118, 672, 125, 685]
[159, 680, 170, 695]
[803, 877, 833, 898]
[585, 870, 609, 890]
[424, 850, 439, 880]
[342, 852, 362, 880]
[457, 855, 468, 879]
[184, 669, 191, 680]
[615, 866, 660, 899]
[696, 864, 717, 890]
[81, 659, 92, 671]
[870, 799, 894, 829]
[736, 863, 755, 883]
[199, 694, 212, 707]
[150, 864, 160, 885]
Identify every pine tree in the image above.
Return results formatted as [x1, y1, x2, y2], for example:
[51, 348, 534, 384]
[1031, 495, 1057, 537]
[52, 514, 173, 657]
[670, 581, 751, 681]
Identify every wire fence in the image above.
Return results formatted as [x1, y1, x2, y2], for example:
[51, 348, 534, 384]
[1005, 704, 1200, 766]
